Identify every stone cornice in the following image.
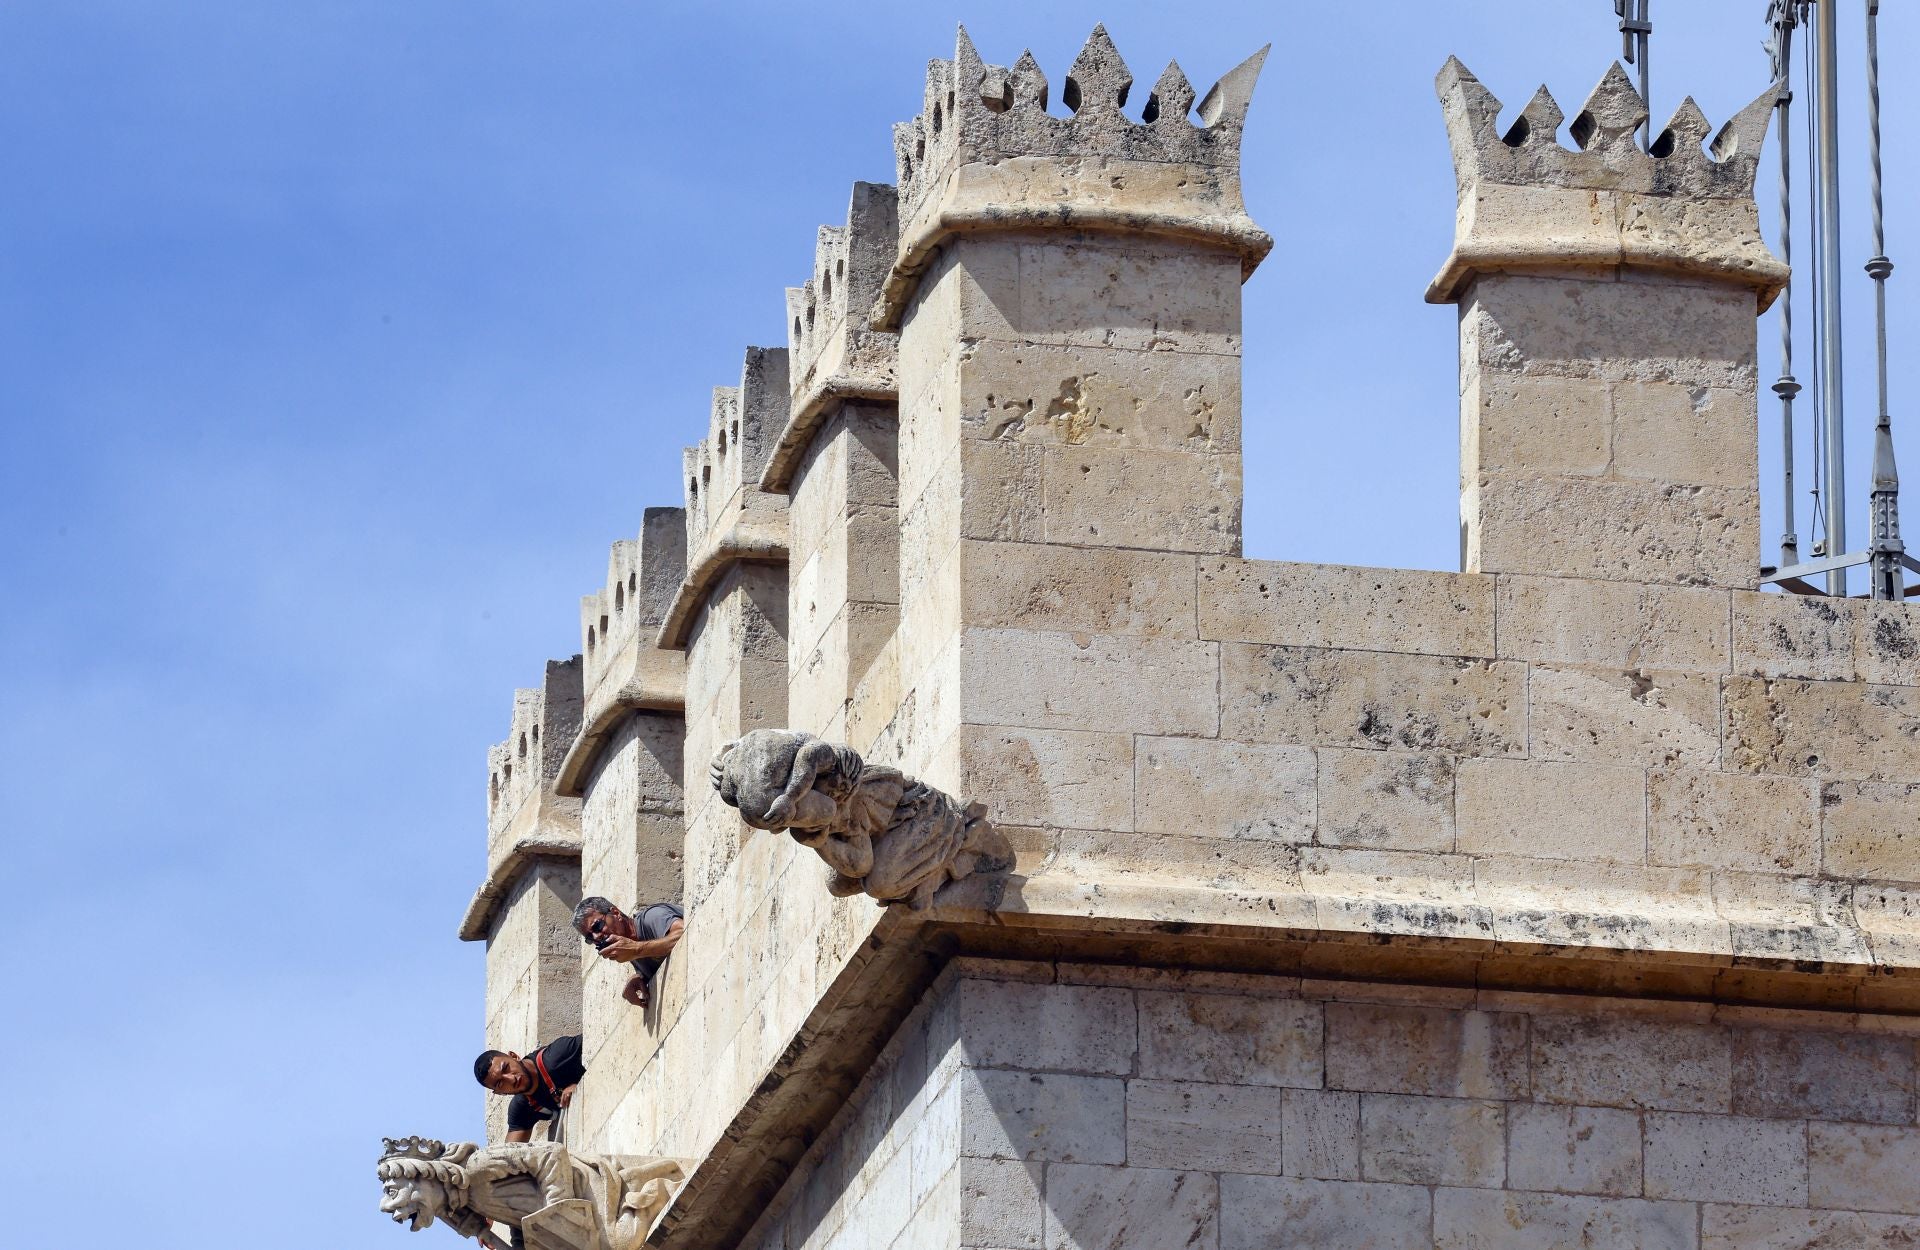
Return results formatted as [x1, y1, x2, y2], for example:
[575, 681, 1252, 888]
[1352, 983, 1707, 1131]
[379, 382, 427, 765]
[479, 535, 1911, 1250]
[455, 832, 581, 942]
[656, 495, 790, 650]
[553, 652, 687, 798]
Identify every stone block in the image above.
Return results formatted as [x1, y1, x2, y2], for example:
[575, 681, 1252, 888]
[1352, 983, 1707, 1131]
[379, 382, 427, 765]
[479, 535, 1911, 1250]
[1822, 781, 1920, 881]
[1359, 1093, 1505, 1187]
[959, 1069, 1124, 1165]
[1731, 1027, 1913, 1122]
[1862, 601, 1920, 686]
[1009, 237, 1243, 357]
[1456, 758, 1647, 862]
[1471, 474, 1757, 588]
[1724, 676, 1920, 782]
[959, 980, 1134, 1076]
[1468, 373, 1612, 477]
[1733, 591, 1860, 681]
[1528, 664, 1721, 768]
[1324, 1001, 1528, 1099]
[1221, 644, 1525, 756]
[961, 628, 1219, 737]
[1136, 990, 1324, 1088]
[1808, 1122, 1920, 1215]
[960, 541, 1197, 638]
[1704, 1205, 1920, 1250]
[959, 1157, 1043, 1250]
[1531, 1015, 1731, 1112]
[956, 339, 1241, 453]
[1281, 1089, 1360, 1181]
[1218, 1175, 1431, 1250]
[1198, 558, 1496, 656]
[1648, 768, 1819, 874]
[1041, 1164, 1218, 1250]
[1643, 1110, 1807, 1206]
[1315, 749, 1456, 852]
[1040, 446, 1243, 555]
[1610, 381, 1758, 489]
[1505, 1103, 1644, 1197]
[1125, 1078, 1285, 1174]
[1496, 575, 1730, 672]
[1135, 737, 1316, 842]
[1435, 1190, 1695, 1250]
[957, 726, 1134, 831]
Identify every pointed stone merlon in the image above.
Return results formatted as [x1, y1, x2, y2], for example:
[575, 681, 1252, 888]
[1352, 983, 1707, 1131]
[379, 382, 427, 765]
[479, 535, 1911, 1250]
[873, 26, 1274, 328]
[659, 348, 793, 650]
[556, 506, 690, 798]
[764, 182, 902, 493]
[1433, 61, 1782, 588]
[1427, 59, 1787, 307]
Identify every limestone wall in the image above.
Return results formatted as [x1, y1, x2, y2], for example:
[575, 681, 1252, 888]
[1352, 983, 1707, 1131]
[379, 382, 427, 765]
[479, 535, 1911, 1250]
[744, 962, 1920, 1250]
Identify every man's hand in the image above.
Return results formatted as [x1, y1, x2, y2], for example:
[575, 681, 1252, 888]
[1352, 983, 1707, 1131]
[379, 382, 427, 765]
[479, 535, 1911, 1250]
[622, 974, 651, 1008]
[558, 1084, 576, 1109]
[595, 935, 645, 963]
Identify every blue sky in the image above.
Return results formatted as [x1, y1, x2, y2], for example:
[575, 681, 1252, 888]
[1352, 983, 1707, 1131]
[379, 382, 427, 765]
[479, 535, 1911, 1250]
[1, 2, 1911, 1245]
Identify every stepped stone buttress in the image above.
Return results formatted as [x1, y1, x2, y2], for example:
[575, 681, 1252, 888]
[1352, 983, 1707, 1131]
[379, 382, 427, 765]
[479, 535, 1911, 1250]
[419, 25, 1920, 1250]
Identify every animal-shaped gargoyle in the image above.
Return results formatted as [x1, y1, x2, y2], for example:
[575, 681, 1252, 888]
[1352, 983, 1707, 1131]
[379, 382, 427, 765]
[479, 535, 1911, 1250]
[710, 729, 1010, 909]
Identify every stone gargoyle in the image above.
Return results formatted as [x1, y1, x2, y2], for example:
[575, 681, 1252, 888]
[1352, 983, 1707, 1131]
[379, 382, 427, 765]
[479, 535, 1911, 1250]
[375, 1136, 684, 1250]
[710, 729, 1011, 908]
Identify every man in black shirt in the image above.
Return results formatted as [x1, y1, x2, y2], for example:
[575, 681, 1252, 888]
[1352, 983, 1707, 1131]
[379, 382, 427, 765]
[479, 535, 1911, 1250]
[572, 896, 685, 1007]
[473, 1034, 584, 1142]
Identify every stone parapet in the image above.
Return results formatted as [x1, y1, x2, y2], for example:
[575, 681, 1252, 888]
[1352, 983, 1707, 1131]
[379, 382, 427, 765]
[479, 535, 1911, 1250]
[874, 27, 1273, 329]
[1427, 60, 1786, 308]
[468, 657, 584, 939]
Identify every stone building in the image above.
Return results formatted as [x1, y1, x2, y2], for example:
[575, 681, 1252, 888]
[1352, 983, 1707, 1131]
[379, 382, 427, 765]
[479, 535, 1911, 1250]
[422, 24, 1920, 1250]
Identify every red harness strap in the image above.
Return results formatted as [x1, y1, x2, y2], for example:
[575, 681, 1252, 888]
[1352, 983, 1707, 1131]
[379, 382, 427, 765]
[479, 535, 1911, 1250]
[533, 1050, 563, 1109]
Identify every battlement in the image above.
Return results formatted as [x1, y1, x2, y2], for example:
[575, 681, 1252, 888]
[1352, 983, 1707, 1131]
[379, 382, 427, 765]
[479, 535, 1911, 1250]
[1429, 59, 1787, 305]
[465, 656, 583, 941]
[660, 348, 791, 649]
[875, 26, 1272, 326]
[765, 182, 900, 493]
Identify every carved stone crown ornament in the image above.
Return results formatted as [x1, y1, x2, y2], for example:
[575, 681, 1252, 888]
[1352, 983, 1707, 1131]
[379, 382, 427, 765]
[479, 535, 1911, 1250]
[375, 1135, 685, 1250]
[710, 729, 1012, 909]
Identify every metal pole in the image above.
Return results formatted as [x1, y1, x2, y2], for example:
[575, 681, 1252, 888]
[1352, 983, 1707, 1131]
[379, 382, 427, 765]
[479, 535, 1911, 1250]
[1770, 3, 1801, 569]
[1813, 0, 1849, 594]
[1864, 0, 1904, 598]
[1617, 1, 1652, 149]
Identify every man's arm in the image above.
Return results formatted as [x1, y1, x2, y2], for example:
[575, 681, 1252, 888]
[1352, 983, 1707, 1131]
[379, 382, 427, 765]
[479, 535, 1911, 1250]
[505, 1127, 532, 1143]
[593, 919, 686, 964]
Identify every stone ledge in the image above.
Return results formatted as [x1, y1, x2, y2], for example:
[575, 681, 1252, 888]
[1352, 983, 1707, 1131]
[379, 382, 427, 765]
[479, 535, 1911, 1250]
[555, 647, 687, 798]
[657, 496, 790, 650]
[873, 156, 1273, 331]
[457, 832, 582, 942]
[758, 376, 898, 494]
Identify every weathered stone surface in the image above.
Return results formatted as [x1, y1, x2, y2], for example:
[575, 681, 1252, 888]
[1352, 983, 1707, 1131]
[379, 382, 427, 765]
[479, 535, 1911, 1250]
[1359, 1093, 1505, 1187]
[1041, 1164, 1218, 1250]
[1126, 1078, 1285, 1173]
[1648, 768, 1819, 874]
[961, 1068, 1125, 1165]
[960, 541, 1197, 639]
[1324, 1001, 1528, 1099]
[1199, 558, 1495, 656]
[1809, 1123, 1920, 1215]
[959, 1156, 1044, 1250]
[1435, 1189, 1695, 1250]
[958, 725, 1134, 831]
[1471, 473, 1759, 588]
[1281, 1089, 1360, 1181]
[1704, 1205, 1920, 1250]
[962, 628, 1219, 736]
[1218, 1175, 1431, 1250]
[956, 339, 1242, 453]
[1222, 644, 1525, 756]
[1532, 1015, 1731, 1112]
[1456, 758, 1647, 861]
[1135, 736, 1315, 841]
[1497, 575, 1731, 671]
[1315, 749, 1457, 852]
[1822, 781, 1920, 881]
[1724, 676, 1920, 782]
[1643, 1110, 1808, 1205]
[1505, 1103, 1643, 1197]
[1732, 1027, 1914, 1123]
[960, 980, 1134, 1076]
[1528, 664, 1721, 768]
[1040, 445, 1243, 554]
[1137, 990, 1323, 1088]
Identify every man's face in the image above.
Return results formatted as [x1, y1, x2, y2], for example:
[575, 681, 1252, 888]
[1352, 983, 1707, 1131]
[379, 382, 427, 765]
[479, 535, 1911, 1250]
[482, 1052, 531, 1096]
[577, 906, 635, 949]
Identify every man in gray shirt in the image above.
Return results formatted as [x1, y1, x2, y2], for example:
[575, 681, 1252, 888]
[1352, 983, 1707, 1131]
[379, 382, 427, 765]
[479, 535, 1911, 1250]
[572, 896, 685, 1007]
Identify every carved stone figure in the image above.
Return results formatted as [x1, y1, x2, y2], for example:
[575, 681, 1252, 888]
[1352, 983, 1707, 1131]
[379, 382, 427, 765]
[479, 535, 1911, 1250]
[710, 729, 1010, 908]
[375, 1136, 684, 1250]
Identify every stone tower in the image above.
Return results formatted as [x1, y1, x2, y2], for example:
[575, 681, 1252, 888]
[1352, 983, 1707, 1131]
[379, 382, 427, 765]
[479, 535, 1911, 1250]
[432, 26, 1920, 1250]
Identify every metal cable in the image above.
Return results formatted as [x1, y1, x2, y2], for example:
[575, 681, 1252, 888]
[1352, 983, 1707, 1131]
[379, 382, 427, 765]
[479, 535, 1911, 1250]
[1864, 0, 1905, 597]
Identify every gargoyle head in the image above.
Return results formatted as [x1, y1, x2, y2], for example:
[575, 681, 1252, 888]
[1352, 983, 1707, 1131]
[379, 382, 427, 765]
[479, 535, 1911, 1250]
[376, 1137, 476, 1236]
